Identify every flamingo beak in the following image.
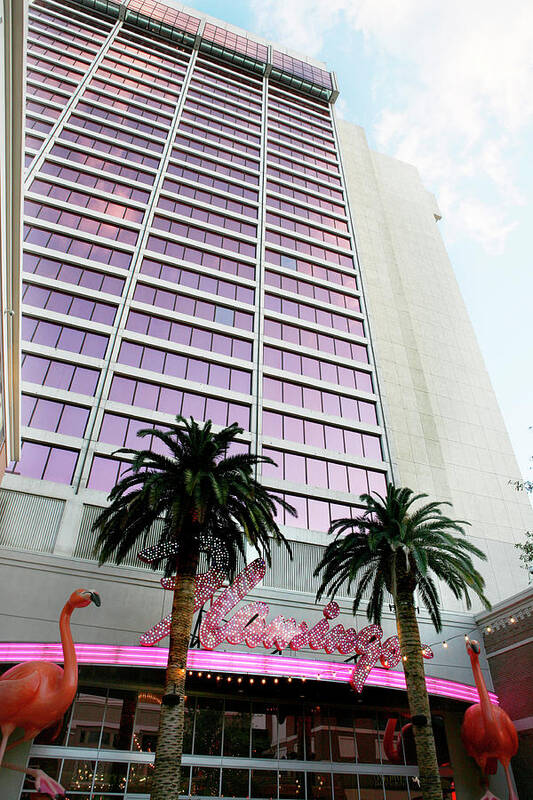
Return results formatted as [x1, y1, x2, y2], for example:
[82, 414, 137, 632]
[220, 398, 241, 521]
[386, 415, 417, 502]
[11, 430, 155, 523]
[89, 592, 101, 607]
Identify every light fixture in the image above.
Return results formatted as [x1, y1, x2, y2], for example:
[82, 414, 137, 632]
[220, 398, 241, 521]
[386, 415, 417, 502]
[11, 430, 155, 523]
[443, 641, 448, 649]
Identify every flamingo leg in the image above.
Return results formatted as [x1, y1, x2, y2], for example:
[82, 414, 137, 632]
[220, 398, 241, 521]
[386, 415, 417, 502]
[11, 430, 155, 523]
[503, 764, 518, 800]
[0, 725, 15, 768]
[5, 728, 40, 754]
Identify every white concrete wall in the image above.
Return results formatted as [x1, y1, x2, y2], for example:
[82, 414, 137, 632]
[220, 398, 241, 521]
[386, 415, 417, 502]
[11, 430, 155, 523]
[337, 119, 533, 609]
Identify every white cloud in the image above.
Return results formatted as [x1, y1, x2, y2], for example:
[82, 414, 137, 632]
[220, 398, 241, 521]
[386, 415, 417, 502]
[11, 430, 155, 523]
[250, 0, 533, 253]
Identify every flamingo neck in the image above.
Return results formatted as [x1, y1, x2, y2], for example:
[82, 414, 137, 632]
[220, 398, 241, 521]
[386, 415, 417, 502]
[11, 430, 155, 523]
[59, 602, 78, 696]
[470, 652, 495, 717]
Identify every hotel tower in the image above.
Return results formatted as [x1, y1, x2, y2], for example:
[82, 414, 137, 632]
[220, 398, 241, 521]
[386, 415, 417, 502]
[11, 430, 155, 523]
[1, 0, 532, 798]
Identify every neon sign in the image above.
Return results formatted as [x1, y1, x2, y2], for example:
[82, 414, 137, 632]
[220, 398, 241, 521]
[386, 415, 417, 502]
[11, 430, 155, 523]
[141, 559, 433, 692]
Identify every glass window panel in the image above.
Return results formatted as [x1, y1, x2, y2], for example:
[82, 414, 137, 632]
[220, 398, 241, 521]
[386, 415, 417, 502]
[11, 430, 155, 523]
[285, 452, 305, 481]
[368, 471, 387, 495]
[328, 462, 348, 492]
[58, 405, 89, 437]
[307, 772, 332, 800]
[43, 447, 77, 483]
[223, 699, 251, 757]
[87, 455, 119, 492]
[278, 704, 304, 759]
[284, 382, 302, 406]
[60, 759, 95, 792]
[303, 387, 322, 411]
[93, 761, 128, 793]
[191, 766, 220, 796]
[135, 382, 160, 410]
[68, 690, 107, 748]
[194, 697, 223, 755]
[344, 430, 363, 458]
[222, 768, 249, 798]
[324, 426, 344, 453]
[333, 773, 358, 800]
[284, 416, 304, 442]
[305, 705, 331, 761]
[231, 368, 251, 393]
[279, 770, 304, 800]
[159, 387, 183, 415]
[128, 762, 155, 795]
[182, 393, 205, 418]
[263, 410, 283, 438]
[101, 689, 137, 750]
[46, 360, 75, 390]
[348, 467, 368, 496]
[329, 710, 356, 763]
[251, 769, 278, 799]
[132, 690, 162, 753]
[358, 775, 385, 800]
[205, 397, 228, 426]
[307, 457, 328, 488]
[187, 359, 209, 384]
[109, 376, 136, 404]
[308, 498, 330, 532]
[355, 714, 380, 764]
[251, 702, 278, 759]
[322, 393, 341, 416]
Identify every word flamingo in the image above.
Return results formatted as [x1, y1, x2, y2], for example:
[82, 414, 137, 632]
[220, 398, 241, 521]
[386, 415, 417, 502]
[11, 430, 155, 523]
[141, 559, 433, 693]
[0, 588, 101, 770]
[461, 640, 518, 799]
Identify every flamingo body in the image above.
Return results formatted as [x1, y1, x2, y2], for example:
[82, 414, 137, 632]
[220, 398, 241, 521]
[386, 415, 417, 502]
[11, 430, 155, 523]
[461, 640, 519, 800]
[0, 661, 71, 733]
[0, 588, 100, 768]
[462, 703, 518, 775]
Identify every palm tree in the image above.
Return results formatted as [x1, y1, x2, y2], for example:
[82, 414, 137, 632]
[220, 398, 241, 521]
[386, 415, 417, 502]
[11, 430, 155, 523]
[93, 416, 294, 800]
[314, 484, 490, 800]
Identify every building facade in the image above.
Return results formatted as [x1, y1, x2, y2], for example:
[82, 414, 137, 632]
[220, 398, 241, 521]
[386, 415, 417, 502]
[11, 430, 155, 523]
[1, 0, 532, 798]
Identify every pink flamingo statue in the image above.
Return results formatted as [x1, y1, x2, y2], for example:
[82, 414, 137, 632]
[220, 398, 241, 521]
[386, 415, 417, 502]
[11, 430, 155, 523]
[0, 588, 101, 797]
[461, 640, 518, 800]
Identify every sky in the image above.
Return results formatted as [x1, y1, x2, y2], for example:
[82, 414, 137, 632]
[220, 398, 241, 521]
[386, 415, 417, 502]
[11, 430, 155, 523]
[185, 0, 533, 480]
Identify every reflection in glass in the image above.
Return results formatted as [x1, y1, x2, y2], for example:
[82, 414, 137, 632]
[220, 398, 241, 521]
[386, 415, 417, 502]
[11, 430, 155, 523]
[194, 697, 223, 755]
[329, 710, 356, 763]
[191, 766, 220, 796]
[60, 759, 95, 791]
[251, 768, 278, 799]
[333, 772, 358, 800]
[354, 714, 380, 764]
[251, 702, 278, 759]
[358, 775, 385, 800]
[279, 770, 305, 799]
[382, 775, 410, 800]
[307, 771, 332, 800]
[278, 703, 304, 760]
[222, 767, 249, 798]
[133, 691, 162, 753]
[68, 690, 106, 748]
[128, 762, 154, 794]
[93, 761, 128, 792]
[223, 699, 251, 757]
[102, 689, 136, 749]
[305, 705, 331, 761]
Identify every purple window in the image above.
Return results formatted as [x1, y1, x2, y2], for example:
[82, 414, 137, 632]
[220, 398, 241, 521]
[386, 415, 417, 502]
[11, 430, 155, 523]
[11, 441, 49, 479]
[263, 377, 282, 402]
[328, 462, 348, 492]
[31, 398, 63, 431]
[230, 369, 251, 394]
[284, 383, 302, 407]
[359, 401, 377, 425]
[181, 393, 205, 419]
[306, 457, 327, 488]
[263, 411, 282, 439]
[165, 353, 187, 379]
[210, 364, 230, 390]
[324, 426, 344, 452]
[43, 447, 78, 484]
[322, 393, 341, 417]
[135, 382, 159, 410]
[363, 435, 382, 461]
[308, 498, 330, 532]
[159, 387, 183, 415]
[57, 405, 89, 437]
[109, 376, 136, 405]
[368, 471, 386, 495]
[348, 467, 368, 496]
[304, 420, 324, 448]
[303, 387, 322, 412]
[284, 416, 304, 443]
[87, 455, 120, 492]
[99, 413, 128, 445]
[119, 341, 143, 368]
[21, 354, 49, 384]
[344, 430, 363, 457]
[187, 359, 209, 384]
[205, 398, 228, 426]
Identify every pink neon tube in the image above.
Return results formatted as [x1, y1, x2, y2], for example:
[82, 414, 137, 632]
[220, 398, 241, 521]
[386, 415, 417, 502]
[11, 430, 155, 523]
[0, 642, 498, 705]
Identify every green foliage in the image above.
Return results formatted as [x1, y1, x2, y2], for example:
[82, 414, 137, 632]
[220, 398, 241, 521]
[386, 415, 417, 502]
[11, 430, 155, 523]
[315, 484, 490, 632]
[92, 415, 294, 576]
[515, 530, 533, 568]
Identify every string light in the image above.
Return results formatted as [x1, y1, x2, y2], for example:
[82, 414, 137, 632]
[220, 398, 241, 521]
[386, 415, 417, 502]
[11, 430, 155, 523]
[443, 641, 448, 649]
[402, 655, 408, 662]
[261, 678, 266, 684]
[237, 677, 242, 683]
[510, 616, 516, 624]
[485, 626, 492, 633]
[250, 677, 254, 684]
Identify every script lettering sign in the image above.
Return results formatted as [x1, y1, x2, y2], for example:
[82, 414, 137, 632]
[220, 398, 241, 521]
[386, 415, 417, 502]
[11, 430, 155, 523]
[141, 558, 433, 692]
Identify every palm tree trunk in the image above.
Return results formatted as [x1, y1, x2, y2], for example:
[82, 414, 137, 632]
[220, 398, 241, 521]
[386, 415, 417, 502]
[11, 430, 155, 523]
[395, 581, 442, 800]
[150, 547, 199, 800]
